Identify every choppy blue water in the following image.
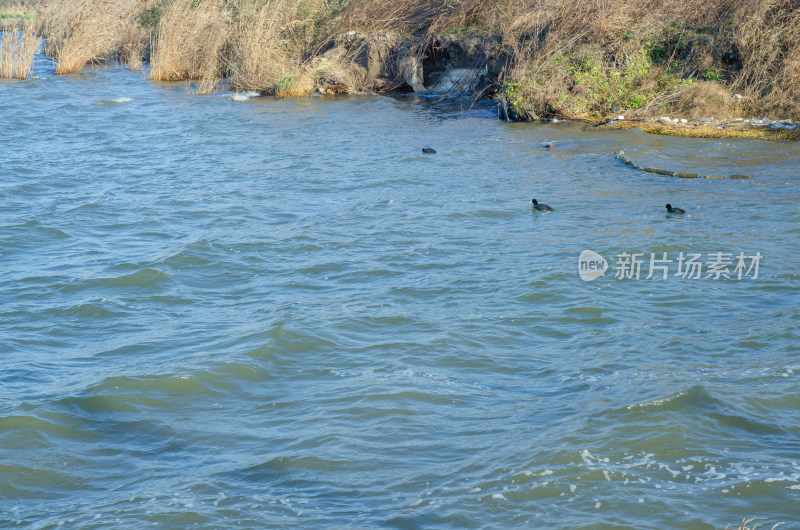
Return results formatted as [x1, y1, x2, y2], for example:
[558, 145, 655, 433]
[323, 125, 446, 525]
[2, 56, 800, 528]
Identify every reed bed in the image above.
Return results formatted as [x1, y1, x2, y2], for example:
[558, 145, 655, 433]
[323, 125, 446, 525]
[228, 0, 350, 95]
[118, 22, 147, 71]
[0, 20, 40, 79]
[149, 0, 229, 83]
[337, 0, 496, 36]
[16, 0, 800, 117]
[40, 0, 139, 74]
[227, 0, 300, 92]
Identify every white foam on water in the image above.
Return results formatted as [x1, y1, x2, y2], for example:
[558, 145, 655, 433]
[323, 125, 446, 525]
[764, 473, 799, 483]
[230, 91, 260, 102]
[491, 493, 506, 500]
[658, 464, 682, 478]
[702, 465, 727, 481]
[95, 97, 133, 105]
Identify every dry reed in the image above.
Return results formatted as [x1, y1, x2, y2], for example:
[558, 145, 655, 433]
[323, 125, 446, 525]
[0, 20, 40, 79]
[729, 517, 784, 530]
[19, 0, 800, 116]
[228, 0, 300, 92]
[149, 0, 229, 82]
[311, 48, 367, 94]
[227, 0, 354, 95]
[337, 0, 494, 36]
[118, 22, 147, 71]
[40, 0, 139, 74]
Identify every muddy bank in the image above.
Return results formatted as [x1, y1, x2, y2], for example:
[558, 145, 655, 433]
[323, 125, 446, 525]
[311, 32, 799, 141]
[318, 31, 511, 98]
[316, 34, 797, 141]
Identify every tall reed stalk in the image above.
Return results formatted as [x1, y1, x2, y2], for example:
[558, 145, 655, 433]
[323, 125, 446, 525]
[228, 0, 300, 92]
[0, 21, 40, 79]
[149, 0, 229, 83]
[40, 0, 138, 74]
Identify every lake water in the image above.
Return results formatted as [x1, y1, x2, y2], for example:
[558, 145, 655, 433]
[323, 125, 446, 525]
[2, 53, 800, 528]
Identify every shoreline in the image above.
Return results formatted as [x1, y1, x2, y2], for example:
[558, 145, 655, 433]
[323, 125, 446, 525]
[596, 116, 800, 141]
[8, 52, 800, 143]
[2, 38, 797, 142]
[4, 0, 799, 142]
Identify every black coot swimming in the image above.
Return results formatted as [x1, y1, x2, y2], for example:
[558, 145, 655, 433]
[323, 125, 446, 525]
[531, 199, 554, 212]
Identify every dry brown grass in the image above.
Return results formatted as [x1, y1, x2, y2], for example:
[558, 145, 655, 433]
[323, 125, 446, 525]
[496, 0, 800, 119]
[337, 0, 502, 36]
[274, 69, 316, 97]
[228, 0, 352, 95]
[311, 48, 367, 93]
[118, 22, 148, 71]
[0, 20, 40, 79]
[40, 0, 139, 74]
[0, 1, 36, 15]
[227, 0, 300, 93]
[149, 0, 229, 83]
[722, 0, 800, 119]
[18, 0, 800, 116]
[649, 81, 739, 120]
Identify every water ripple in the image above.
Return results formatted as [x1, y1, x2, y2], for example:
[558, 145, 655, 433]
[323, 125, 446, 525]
[1, 62, 798, 529]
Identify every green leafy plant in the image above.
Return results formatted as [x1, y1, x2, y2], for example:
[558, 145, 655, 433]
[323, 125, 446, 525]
[649, 42, 666, 63]
[137, 3, 165, 30]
